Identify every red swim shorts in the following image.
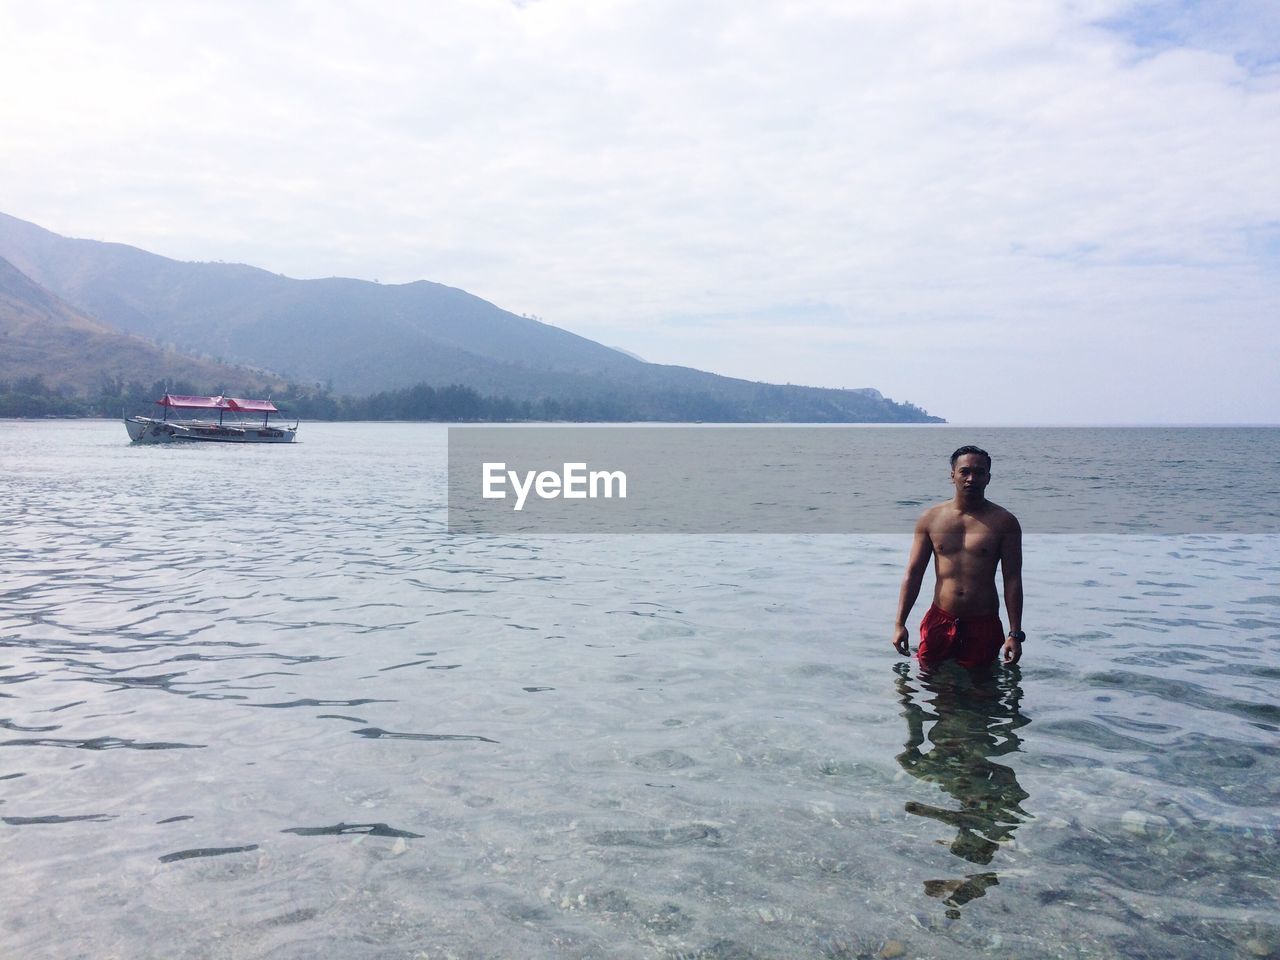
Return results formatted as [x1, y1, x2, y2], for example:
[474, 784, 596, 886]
[918, 604, 1005, 669]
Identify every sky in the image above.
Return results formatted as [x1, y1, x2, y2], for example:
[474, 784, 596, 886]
[2, 0, 1278, 424]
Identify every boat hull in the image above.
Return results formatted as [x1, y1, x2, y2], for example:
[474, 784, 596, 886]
[125, 416, 297, 444]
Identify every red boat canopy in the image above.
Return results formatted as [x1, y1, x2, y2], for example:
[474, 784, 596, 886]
[159, 394, 279, 413]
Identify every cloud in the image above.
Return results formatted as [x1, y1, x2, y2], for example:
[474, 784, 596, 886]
[1, 0, 1276, 422]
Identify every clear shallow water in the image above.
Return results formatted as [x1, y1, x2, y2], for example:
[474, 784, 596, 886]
[1, 421, 1277, 960]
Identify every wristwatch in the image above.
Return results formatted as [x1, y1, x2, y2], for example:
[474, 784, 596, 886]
[1007, 630, 1026, 642]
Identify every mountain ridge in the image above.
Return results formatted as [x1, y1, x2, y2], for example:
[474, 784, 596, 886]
[0, 211, 941, 422]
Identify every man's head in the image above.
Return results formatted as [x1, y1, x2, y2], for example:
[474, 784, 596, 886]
[949, 445, 992, 500]
[949, 445, 991, 470]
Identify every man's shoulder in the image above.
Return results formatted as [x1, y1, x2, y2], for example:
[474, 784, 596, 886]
[917, 501, 952, 522]
[915, 502, 956, 534]
[984, 500, 1022, 529]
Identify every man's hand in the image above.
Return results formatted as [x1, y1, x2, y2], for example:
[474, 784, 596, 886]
[1001, 636, 1022, 665]
[893, 624, 910, 656]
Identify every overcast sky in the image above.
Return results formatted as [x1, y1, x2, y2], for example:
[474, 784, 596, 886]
[3, 0, 1277, 423]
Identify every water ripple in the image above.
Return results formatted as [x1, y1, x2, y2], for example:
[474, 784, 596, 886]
[159, 845, 260, 863]
[2, 735, 205, 750]
[349, 727, 498, 744]
[282, 822, 423, 839]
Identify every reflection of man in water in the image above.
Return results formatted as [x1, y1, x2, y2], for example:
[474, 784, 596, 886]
[895, 662, 1031, 916]
[892, 445, 1025, 667]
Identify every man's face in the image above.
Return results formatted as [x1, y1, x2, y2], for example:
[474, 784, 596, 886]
[951, 453, 991, 498]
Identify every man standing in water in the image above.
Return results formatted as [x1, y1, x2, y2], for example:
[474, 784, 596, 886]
[893, 446, 1024, 667]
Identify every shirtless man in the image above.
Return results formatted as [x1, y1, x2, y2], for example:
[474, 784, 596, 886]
[892, 446, 1024, 667]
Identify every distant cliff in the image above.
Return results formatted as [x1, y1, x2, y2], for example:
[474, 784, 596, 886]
[0, 254, 277, 402]
[0, 212, 942, 422]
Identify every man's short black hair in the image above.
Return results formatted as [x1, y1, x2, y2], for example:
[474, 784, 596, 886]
[950, 445, 992, 469]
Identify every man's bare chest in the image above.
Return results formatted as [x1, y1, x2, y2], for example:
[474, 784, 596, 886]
[932, 522, 1001, 559]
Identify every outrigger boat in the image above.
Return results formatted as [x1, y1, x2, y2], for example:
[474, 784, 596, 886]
[125, 394, 298, 444]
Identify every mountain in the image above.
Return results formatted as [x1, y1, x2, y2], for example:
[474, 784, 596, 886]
[0, 212, 941, 422]
[0, 254, 278, 396]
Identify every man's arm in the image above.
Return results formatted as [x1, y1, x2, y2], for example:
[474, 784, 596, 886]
[999, 515, 1024, 665]
[893, 515, 933, 656]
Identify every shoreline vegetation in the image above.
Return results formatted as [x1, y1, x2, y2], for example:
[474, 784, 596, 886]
[1, 375, 940, 424]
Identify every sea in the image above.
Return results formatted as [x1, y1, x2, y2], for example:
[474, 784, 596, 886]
[1, 421, 1277, 960]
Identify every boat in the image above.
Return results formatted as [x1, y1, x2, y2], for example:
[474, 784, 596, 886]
[125, 394, 298, 444]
